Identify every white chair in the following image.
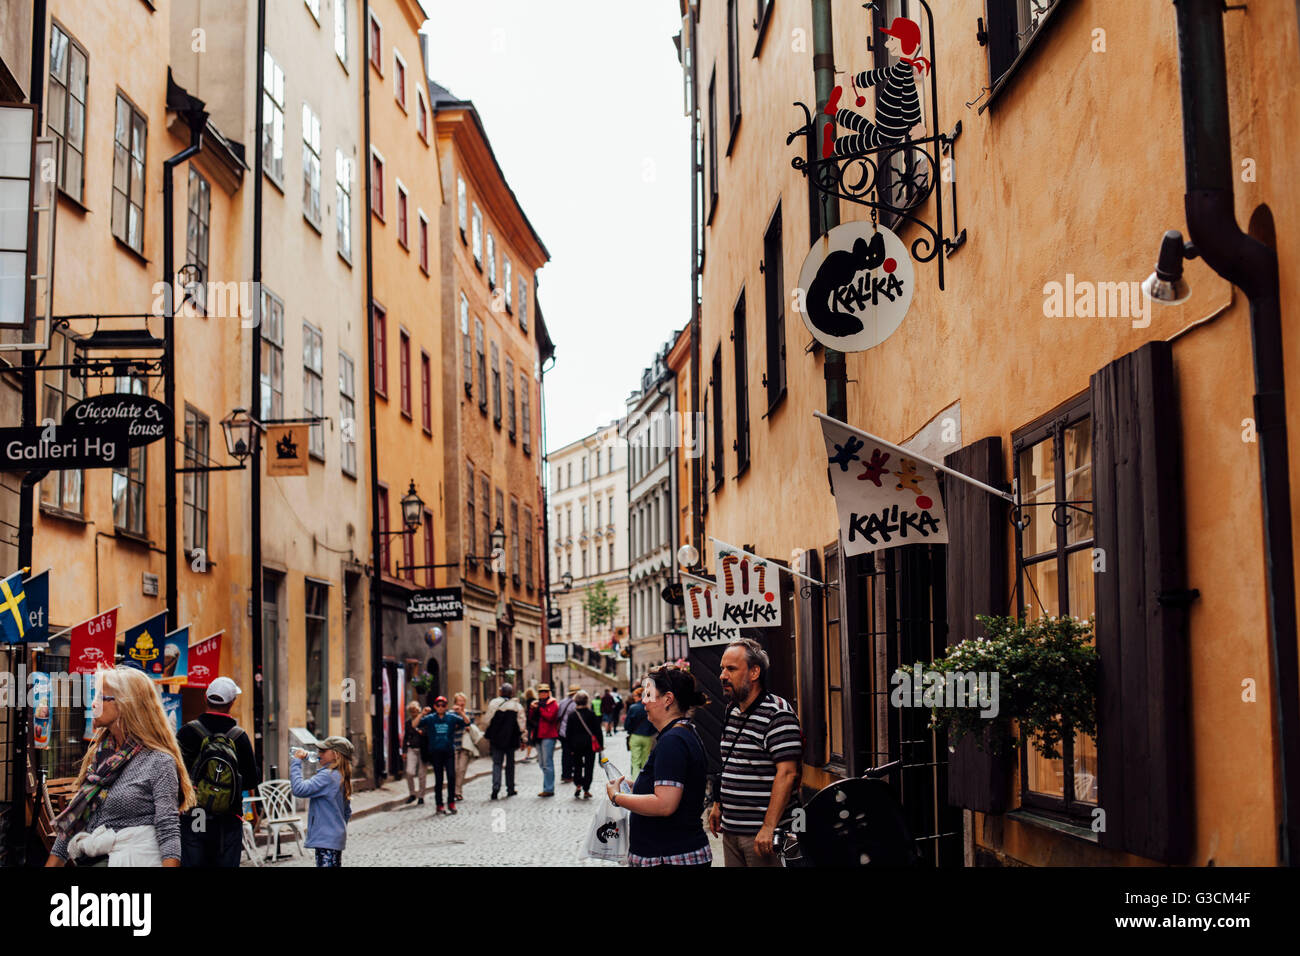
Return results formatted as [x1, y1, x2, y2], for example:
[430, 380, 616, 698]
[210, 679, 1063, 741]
[240, 796, 262, 867]
[257, 780, 306, 861]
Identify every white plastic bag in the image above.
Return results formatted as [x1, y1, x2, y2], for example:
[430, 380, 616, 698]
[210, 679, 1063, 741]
[581, 796, 629, 864]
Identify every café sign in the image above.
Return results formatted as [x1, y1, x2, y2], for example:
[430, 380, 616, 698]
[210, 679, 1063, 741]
[405, 587, 464, 624]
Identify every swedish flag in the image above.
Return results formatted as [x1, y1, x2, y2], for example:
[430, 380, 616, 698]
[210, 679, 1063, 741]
[0, 570, 28, 644]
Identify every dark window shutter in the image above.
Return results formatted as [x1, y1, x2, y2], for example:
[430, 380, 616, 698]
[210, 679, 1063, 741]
[796, 548, 827, 766]
[943, 436, 1014, 813]
[984, 0, 1019, 85]
[1091, 340, 1193, 863]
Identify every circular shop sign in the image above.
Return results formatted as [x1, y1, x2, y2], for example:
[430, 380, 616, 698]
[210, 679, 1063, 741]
[796, 221, 914, 353]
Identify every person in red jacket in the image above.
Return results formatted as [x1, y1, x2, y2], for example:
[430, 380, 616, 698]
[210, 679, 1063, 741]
[534, 684, 560, 796]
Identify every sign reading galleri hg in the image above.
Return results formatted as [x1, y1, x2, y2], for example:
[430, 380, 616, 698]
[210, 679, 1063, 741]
[820, 417, 948, 555]
[406, 587, 464, 623]
[798, 222, 914, 352]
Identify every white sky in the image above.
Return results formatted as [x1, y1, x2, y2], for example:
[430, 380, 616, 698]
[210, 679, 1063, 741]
[422, 1, 691, 453]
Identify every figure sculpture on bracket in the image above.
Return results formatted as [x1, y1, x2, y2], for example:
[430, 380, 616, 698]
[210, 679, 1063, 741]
[824, 16, 929, 158]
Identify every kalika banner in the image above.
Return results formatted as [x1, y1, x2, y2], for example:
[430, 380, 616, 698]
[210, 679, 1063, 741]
[681, 572, 733, 648]
[820, 417, 948, 555]
[711, 542, 782, 629]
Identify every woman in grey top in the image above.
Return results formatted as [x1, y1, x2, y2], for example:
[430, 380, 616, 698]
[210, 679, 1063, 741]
[46, 666, 195, 867]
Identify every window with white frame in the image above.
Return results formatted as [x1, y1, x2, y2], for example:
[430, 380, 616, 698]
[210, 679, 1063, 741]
[47, 22, 87, 202]
[418, 211, 429, 273]
[260, 287, 284, 420]
[302, 103, 322, 227]
[112, 376, 147, 536]
[457, 176, 467, 238]
[339, 350, 357, 476]
[335, 149, 352, 260]
[517, 275, 528, 332]
[394, 49, 406, 109]
[112, 93, 147, 253]
[186, 168, 210, 312]
[487, 233, 496, 289]
[396, 180, 408, 247]
[303, 321, 325, 459]
[460, 293, 472, 393]
[262, 52, 285, 183]
[334, 0, 348, 66]
[368, 12, 382, 72]
[417, 92, 428, 141]
[183, 407, 209, 557]
[472, 203, 483, 267]
[504, 258, 513, 313]
[39, 332, 83, 514]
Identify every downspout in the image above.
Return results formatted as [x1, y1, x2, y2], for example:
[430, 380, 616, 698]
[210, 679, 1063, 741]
[1174, 0, 1300, 866]
[249, 0, 267, 779]
[686, 7, 702, 562]
[810, 0, 845, 420]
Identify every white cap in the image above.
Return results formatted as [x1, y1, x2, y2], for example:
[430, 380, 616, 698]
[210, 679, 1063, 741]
[206, 676, 242, 705]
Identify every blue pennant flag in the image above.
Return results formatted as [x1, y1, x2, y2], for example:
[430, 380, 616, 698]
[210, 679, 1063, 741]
[0, 569, 29, 644]
[22, 569, 50, 645]
[122, 611, 170, 674]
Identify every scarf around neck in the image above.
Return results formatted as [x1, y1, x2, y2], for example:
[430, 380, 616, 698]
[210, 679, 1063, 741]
[54, 734, 145, 839]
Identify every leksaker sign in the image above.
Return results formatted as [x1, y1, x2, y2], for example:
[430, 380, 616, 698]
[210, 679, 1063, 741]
[405, 587, 463, 623]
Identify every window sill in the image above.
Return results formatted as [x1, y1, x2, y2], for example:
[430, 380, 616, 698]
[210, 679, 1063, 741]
[39, 503, 88, 526]
[114, 527, 152, 549]
[1006, 807, 1099, 845]
[422, 426, 432, 437]
[263, 168, 285, 195]
[978, 0, 1073, 116]
[309, 451, 325, 463]
[763, 387, 787, 420]
[338, 248, 353, 269]
[375, 388, 388, 401]
[343, 468, 358, 481]
[460, 228, 467, 245]
[396, 98, 407, 114]
[398, 239, 409, 252]
[304, 212, 322, 235]
[57, 189, 91, 215]
[372, 208, 386, 224]
[114, 235, 149, 266]
[419, 264, 429, 277]
[400, 409, 412, 421]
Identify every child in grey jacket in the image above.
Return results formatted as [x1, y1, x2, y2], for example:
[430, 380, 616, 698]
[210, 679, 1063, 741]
[290, 735, 354, 867]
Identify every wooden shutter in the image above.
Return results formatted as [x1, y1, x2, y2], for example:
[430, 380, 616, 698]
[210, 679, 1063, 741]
[943, 436, 1014, 813]
[796, 548, 827, 766]
[1091, 340, 1193, 863]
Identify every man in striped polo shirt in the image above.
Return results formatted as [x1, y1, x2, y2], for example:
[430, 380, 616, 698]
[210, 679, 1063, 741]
[708, 639, 803, 867]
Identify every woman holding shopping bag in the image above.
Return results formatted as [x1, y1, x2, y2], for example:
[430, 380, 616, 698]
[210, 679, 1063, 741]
[46, 666, 195, 867]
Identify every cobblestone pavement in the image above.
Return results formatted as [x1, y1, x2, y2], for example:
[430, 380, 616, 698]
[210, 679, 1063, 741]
[254, 733, 647, 867]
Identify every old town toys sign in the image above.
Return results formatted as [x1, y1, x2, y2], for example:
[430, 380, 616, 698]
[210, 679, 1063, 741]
[406, 587, 464, 624]
[797, 221, 914, 352]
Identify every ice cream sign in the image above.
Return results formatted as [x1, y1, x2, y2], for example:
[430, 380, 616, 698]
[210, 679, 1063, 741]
[797, 221, 914, 353]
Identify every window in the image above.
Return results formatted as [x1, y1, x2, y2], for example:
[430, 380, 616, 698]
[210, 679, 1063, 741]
[480, 475, 491, 556]
[582, 459, 588, 484]
[112, 376, 147, 536]
[186, 169, 210, 312]
[510, 498, 520, 580]
[304, 0, 320, 21]
[260, 287, 284, 420]
[469, 625, 481, 708]
[370, 148, 384, 218]
[112, 93, 147, 252]
[377, 484, 390, 573]
[418, 212, 429, 272]
[711, 347, 723, 490]
[517, 276, 528, 332]
[726, 0, 742, 144]
[506, 357, 516, 440]
[372, 302, 387, 396]
[984, 0, 1064, 96]
[457, 176, 467, 239]
[486, 233, 496, 289]
[417, 92, 428, 141]
[524, 506, 534, 587]
[335, 149, 353, 260]
[339, 351, 357, 476]
[396, 181, 408, 247]
[183, 407, 209, 557]
[824, 541, 844, 763]
[707, 69, 718, 218]
[763, 203, 786, 409]
[305, 581, 329, 736]
[334, 0, 348, 66]
[420, 350, 432, 434]
[399, 328, 411, 417]
[1015, 398, 1097, 812]
[609, 542, 615, 570]
[40, 332, 83, 514]
[466, 461, 476, 561]
[475, 319, 487, 412]
[490, 342, 501, 426]
[471, 203, 483, 267]
[596, 500, 602, 529]
[504, 259, 513, 312]
[302, 103, 322, 227]
[460, 294, 472, 394]
[521, 375, 531, 453]
[261, 53, 285, 184]
[733, 290, 750, 472]
[393, 50, 406, 110]
[368, 12, 382, 72]
[303, 322, 325, 459]
[47, 23, 87, 201]
[423, 509, 436, 586]
[496, 488, 505, 559]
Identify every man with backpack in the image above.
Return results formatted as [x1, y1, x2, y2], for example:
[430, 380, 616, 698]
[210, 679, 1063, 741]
[177, 676, 260, 867]
[482, 683, 526, 800]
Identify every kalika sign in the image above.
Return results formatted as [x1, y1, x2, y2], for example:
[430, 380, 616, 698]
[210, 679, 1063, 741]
[797, 221, 914, 353]
[820, 417, 948, 555]
[681, 572, 733, 648]
[712, 543, 782, 629]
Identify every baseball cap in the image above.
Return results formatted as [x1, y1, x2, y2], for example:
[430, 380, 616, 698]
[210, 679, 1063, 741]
[433, 695, 448, 705]
[314, 735, 355, 759]
[205, 676, 241, 705]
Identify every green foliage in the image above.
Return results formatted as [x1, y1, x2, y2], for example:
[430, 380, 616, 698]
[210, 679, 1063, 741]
[413, 672, 436, 694]
[902, 614, 1099, 760]
[582, 580, 620, 629]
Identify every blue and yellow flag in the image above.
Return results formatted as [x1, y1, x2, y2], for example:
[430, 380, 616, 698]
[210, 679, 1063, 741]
[0, 569, 28, 644]
[122, 611, 169, 673]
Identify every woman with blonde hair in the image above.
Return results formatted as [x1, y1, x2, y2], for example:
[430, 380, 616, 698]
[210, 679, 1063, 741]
[290, 736, 354, 866]
[46, 665, 194, 867]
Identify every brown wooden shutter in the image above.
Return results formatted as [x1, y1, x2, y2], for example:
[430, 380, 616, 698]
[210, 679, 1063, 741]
[1091, 340, 1194, 863]
[796, 548, 827, 766]
[943, 436, 1014, 813]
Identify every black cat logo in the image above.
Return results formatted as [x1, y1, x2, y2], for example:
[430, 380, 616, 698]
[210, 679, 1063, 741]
[806, 232, 888, 338]
[276, 432, 298, 459]
[596, 821, 620, 844]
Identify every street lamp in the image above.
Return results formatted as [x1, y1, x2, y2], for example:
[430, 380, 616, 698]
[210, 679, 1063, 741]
[560, 570, 574, 591]
[219, 408, 260, 465]
[399, 479, 424, 532]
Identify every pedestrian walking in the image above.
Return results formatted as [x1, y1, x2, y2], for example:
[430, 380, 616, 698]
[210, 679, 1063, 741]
[483, 683, 526, 799]
[534, 684, 560, 797]
[402, 701, 426, 806]
[177, 675, 260, 866]
[556, 687, 579, 784]
[708, 639, 803, 867]
[610, 690, 624, 734]
[565, 690, 603, 800]
[624, 685, 656, 781]
[452, 692, 471, 801]
[522, 686, 539, 762]
[290, 735, 354, 868]
[419, 696, 468, 813]
[46, 666, 194, 867]
[600, 689, 616, 737]
[606, 665, 712, 867]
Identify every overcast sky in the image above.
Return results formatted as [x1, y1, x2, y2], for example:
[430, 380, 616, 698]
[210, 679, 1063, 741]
[423, 1, 691, 453]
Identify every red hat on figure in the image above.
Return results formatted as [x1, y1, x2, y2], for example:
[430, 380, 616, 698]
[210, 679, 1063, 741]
[880, 16, 921, 55]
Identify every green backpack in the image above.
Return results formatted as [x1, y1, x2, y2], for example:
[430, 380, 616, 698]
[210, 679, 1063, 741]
[187, 720, 244, 816]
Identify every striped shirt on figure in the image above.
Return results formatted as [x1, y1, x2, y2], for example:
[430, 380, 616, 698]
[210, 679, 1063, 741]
[716, 692, 803, 835]
[857, 62, 922, 145]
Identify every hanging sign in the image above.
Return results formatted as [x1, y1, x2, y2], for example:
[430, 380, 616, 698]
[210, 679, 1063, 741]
[797, 221, 914, 352]
[820, 417, 948, 555]
[31, 671, 51, 750]
[266, 424, 309, 476]
[83, 672, 98, 741]
[544, 642, 567, 664]
[0, 424, 132, 472]
[122, 611, 169, 673]
[711, 543, 782, 629]
[682, 572, 734, 648]
[188, 631, 222, 688]
[0, 568, 30, 644]
[69, 607, 120, 674]
[21, 569, 50, 644]
[406, 587, 464, 623]
[162, 690, 182, 732]
[157, 626, 189, 683]
[63, 393, 170, 447]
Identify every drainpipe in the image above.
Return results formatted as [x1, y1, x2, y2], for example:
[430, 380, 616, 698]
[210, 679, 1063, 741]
[1174, 0, 1300, 866]
[249, 0, 267, 780]
[811, 0, 846, 420]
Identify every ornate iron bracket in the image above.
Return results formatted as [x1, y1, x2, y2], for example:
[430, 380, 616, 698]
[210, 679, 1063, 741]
[1008, 499, 1093, 532]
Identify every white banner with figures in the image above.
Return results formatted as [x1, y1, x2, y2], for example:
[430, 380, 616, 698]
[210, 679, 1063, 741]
[711, 543, 782, 629]
[820, 417, 949, 556]
[682, 572, 734, 647]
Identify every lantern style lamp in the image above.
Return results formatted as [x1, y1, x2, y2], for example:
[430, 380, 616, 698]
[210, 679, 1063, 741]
[400, 480, 424, 532]
[220, 408, 259, 464]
